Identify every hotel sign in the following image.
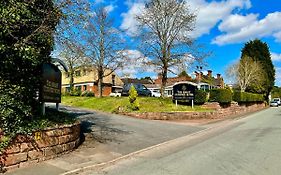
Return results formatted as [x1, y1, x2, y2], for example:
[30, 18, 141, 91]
[173, 83, 196, 101]
[39, 63, 62, 103]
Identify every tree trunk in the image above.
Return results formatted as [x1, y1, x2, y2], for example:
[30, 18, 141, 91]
[98, 70, 103, 98]
[160, 66, 168, 98]
[69, 70, 74, 91]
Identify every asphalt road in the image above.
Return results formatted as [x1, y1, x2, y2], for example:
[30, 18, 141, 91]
[6, 105, 205, 175]
[83, 107, 281, 175]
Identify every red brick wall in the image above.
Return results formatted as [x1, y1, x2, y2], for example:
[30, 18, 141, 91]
[122, 102, 266, 120]
[0, 123, 81, 172]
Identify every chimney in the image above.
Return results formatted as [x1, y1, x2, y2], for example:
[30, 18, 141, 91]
[195, 71, 199, 81]
[217, 74, 221, 79]
[208, 70, 212, 78]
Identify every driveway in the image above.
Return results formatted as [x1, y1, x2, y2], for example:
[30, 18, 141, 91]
[7, 105, 205, 175]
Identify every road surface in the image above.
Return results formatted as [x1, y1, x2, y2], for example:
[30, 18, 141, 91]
[82, 107, 281, 175]
[6, 105, 205, 175]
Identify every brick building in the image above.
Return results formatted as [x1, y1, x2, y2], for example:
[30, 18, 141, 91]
[61, 67, 123, 96]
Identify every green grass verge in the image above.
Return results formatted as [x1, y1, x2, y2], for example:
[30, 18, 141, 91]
[62, 96, 212, 113]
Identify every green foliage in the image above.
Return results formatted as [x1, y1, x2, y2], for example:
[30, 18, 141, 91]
[69, 89, 82, 96]
[233, 91, 264, 103]
[241, 39, 275, 96]
[0, 0, 60, 151]
[194, 90, 208, 104]
[178, 71, 191, 78]
[81, 91, 95, 97]
[0, 136, 11, 154]
[128, 86, 140, 111]
[271, 86, 281, 98]
[209, 89, 232, 104]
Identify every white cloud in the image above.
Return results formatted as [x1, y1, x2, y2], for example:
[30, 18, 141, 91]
[120, 2, 145, 36]
[121, 0, 251, 37]
[218, 14, 258, 33]
[213, 12, 281, 45]
[273, 31, 281, 42]
[186, 0, 251, 37]
[271, 52, 281, 62]
[275, 67, 281, 86]
[104, 4, 116, 13]
[117, 50, 155, 78]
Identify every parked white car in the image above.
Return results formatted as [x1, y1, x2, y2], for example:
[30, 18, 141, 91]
[150, 90, 161, 97]
[273, 98, 281, 106]
[109, 92, 121, 97]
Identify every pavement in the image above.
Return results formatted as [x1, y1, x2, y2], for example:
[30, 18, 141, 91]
[5, 105, 207, 175]
[78, 107, 281, 175]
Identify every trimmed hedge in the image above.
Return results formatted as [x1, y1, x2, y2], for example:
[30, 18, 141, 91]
[209, 89, 232, 104]
[233, 91, 264, 103]
[194, 90, 208, 104]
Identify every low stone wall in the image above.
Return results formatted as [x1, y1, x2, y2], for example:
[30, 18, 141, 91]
[0, 122, 81, 171]
[124, 102, 266, 120]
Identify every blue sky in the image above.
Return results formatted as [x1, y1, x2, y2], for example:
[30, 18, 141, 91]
[77, 0, 281, 85]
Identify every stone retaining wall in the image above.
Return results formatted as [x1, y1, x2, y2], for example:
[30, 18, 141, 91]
[0, 122, 81, 171]
[124, 102, 266, 120]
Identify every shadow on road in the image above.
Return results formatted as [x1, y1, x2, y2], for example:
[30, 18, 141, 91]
[59, 106, 131, 146]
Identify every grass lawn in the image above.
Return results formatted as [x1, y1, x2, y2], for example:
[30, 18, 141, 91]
[62, 96, 211, 113]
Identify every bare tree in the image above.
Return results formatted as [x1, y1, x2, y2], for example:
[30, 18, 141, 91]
[54, 0, 91, 90]
[58, 40, 88, 90]
[135, 0, 198, 96]
[226, 56, 263, 92]
[82, 6, 126, 97]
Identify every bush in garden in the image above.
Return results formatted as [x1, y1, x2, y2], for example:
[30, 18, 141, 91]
[81, 91, 95, 97]
[194, 90, 208, 104]
[209, 89, 232, 104]
[128, 86, 140, 111]
[70, 89, 82, 96]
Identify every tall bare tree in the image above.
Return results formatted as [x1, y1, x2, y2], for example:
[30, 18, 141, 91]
[226, 56, 263, 92]
[54, 0, 90, 90]
[82, 6, 126, 97]
[136, 0, 198, 96]
[58, 40, 87, 90]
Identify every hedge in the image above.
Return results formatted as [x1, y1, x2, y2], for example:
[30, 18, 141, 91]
[209, 89, 232, 104]
[233, 91, 264, 103]
[194, 90, 208, 104]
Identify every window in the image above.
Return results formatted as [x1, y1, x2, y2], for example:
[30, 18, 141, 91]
[75, 70, 81, 76]
[66, 87, 70, 92]
[83, 69, 87, 76]
[83, 85, 87, 91]
[76, 86, 81, 91]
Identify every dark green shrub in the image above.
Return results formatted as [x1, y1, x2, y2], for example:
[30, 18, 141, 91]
[194, 90, 208, 104]
[233, 91, 264, 103]
[81, 91, 95, 97]
[209, 89, 232, 104]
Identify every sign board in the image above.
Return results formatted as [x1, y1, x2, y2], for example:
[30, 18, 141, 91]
[173, 83, 197, 101]
[39, 63, 62, 103]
